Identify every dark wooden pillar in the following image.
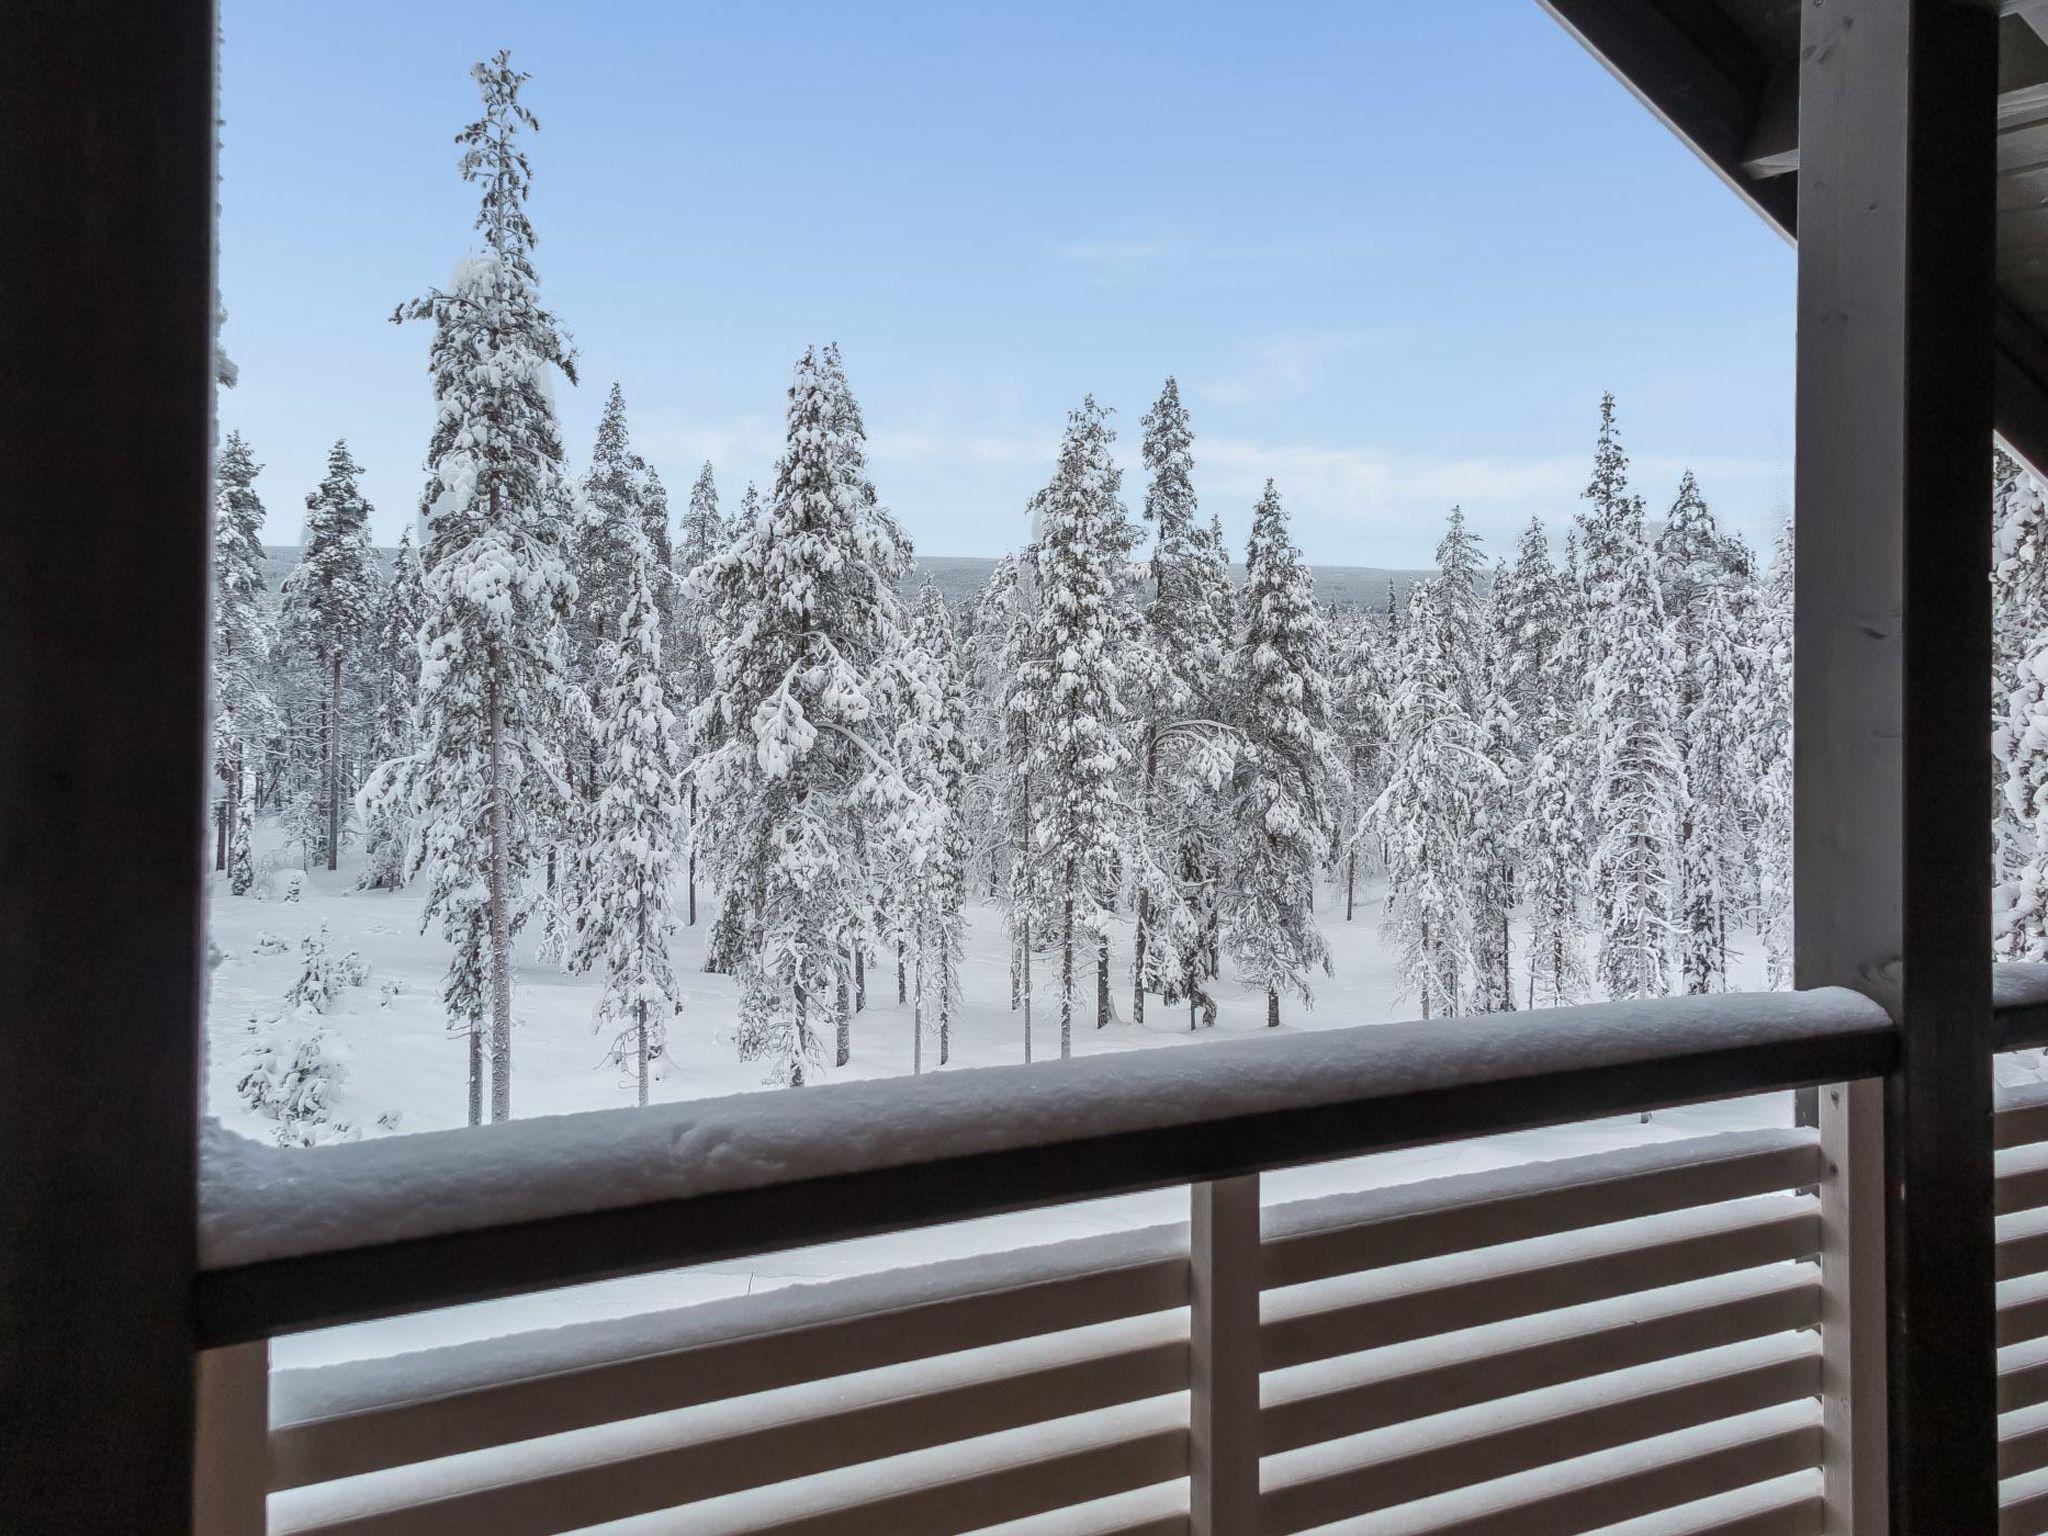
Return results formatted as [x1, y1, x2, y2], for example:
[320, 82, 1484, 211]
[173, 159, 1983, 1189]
[0, 2, 215, 1533]
[1794, 1, 1999, 1531]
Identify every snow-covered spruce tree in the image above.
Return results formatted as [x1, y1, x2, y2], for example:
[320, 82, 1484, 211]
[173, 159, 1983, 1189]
[279, 439, 381, 872]
[1468, 570, 1521, 1013]
[213, 430, 275, 893]
[1226, 481, 1336, 1027]
[688, 345, 915, 1086]
[1327, 605, 1391, 925]
[964, 555, 1023, 912]
[572, 529, 685, 1106]
[1745, 520, 1795, 985]
[1367, 579, 1501, 1017]
[575, 384, 672, 670]
[897, 579, 972, 1070]
[672, 460, 727, 927]
[1576, 393, 1640, 617]
[360, 529, 426, 890]
[1655, 471, 1746, 993]
[1498, 515, 1588, 1006]
[1589, 541, 1685, 999]
[1130, 378, 1238, 1026]
[1017, 397, 1135, 1057]
[1996, 453, 2048, 945]
[372, 50, 582, 1124]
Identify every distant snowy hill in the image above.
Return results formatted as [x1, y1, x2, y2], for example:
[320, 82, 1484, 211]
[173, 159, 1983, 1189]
[262, 546, 1432, 611]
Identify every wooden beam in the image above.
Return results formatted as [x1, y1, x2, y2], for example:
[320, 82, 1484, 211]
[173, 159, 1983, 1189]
[0, 0, 214, 1531]
[1793, 4, 1999, 1534]
[1541, 0, 2048, 495]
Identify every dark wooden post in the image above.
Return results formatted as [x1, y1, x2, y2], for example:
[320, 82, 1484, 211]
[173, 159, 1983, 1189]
[0, 2, 215, 1532]
[1794, 2, 1999, 1531]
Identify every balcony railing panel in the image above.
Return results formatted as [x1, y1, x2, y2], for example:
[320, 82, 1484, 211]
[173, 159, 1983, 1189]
[220, 1125, 1836, 1536]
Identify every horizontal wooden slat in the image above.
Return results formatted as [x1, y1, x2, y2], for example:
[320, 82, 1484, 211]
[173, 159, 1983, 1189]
[2008, 1338, 2048, 1415]
[1262, 1131, 1821, 1290]
[1295, 1403, 1823, 1536]
[272, 1230, 1186, 1489]
[1263, 1196, 1819, 1372]
[273, 1321, 1186, 1536]
[2007, 1212, 2048, 1283]
[1263, 1264, 1820, 1456]
[2010, 1405, 2048, 1482]
[2005, 1276, 2048, 1349]
[2002, 1143, 2048, 1217]
[2007, 1467, 2048, 1536]
[276, 1393, 1189, 1536]
[198, 988, 1895, 1344]
[1260, 1337, 1820, 1534]
[959, 1481, 1188, 1536]
[1999, 1078, 2048, 1149]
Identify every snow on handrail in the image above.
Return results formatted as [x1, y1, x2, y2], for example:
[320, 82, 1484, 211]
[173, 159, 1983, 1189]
[197, 986, 1893, 1345]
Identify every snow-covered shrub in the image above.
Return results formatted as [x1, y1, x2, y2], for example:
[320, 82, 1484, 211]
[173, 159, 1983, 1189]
[251, 930, 289, 956]
[236, 1030, 356, 1148]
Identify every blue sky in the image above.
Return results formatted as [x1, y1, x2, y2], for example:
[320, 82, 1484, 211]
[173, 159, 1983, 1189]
[218, 1, 1793, 567]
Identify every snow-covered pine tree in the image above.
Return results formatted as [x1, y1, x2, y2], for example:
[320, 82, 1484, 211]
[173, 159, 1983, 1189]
[279, 439, 381, 872]
[1226, 481, 1336, 1027]
[1368, 579, 1500, 1017]
[1748, 521, 1795, 985]
[1576, 393, 1639, 617]
[1130, 378, 1238, 1027]
[359, 528, 426, 890]
[688, 345, 915, 1086]
[672, 460, 727, 928]
[1017, 397, 1134, 1057]
[1655, 471, 1745, 993]
[1326, 606, 1390, 924]
[375, 49, 582, 1124]
[1589, 541, 1685, 999]
[898, 579, 972, 1069]
[1494, 517, 1584, 1006]
[1469, 568, 1520, 1013]
[213, 430, 275, 894]
[573, 528, 685, 1106]
[1996, 452, 2048, 937]
[575, 383, 658, 670]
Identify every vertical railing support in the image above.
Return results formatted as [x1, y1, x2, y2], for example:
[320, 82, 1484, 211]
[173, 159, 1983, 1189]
[1795, 0, 1999, 1530]
[1191, 1175, 1260, 1536]
[194, 1342, 269, 1536]
[1820, 1080, 1887, 1534]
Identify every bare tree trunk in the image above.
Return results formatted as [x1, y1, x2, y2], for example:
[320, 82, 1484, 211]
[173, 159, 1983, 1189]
[912, 945, 924, 1076]
[1132, 729, 1157, 1024]
[467, 1020, 483, 1127]
[791, 982, 807, 1087]
[1096, 934, 1110, 1028]
[686, 783, 698, 926]
[939, 932, 951, 1065]
[1010, 937, 1020, 1011]
[1268, 986, 1280, 1029]
[1021, 912, 1033, 1063]
[636, 999, 649, 1108]
[326, 651, 343, 871]
[214, 797, 228, 871]
[1345, 847, 1356, 922]
[897, 942, 906, 1004]
[487, 668, 514, 1123]
[1060, 866, 1075, 1059]
[836, 963, 851, 1067]
[854, 946, 865, 1011]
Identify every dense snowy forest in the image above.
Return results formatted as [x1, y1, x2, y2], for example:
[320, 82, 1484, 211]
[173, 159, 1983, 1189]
[210, 53, 2048, 1144]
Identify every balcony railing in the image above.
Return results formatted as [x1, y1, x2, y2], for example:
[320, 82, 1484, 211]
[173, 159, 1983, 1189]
[188, 976, 2048, 1535]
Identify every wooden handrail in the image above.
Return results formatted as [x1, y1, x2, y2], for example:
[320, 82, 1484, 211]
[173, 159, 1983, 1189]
[196, 986, 1895, 1346]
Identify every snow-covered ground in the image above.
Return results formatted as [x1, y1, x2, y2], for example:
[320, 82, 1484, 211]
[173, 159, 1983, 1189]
[207, 824, 1787, 1368]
